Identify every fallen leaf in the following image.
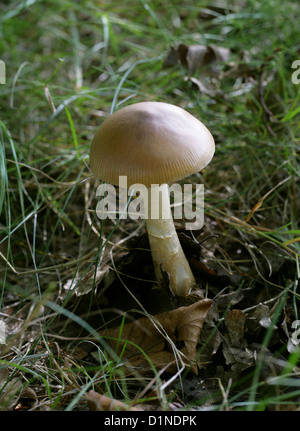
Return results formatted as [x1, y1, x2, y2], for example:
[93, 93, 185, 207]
[253, 304, 273, 329]
[188, 76, 219, 97]
[63, 265, 110, 297]
[223, 344, 254, 367]
[178, 43, 209, 76]
[246, 304, 277, 339]
[224, 309, 246, 346]
[209, 44, 231, 63]
[177, 43, 230, 77]
[99, 298, 212, 374]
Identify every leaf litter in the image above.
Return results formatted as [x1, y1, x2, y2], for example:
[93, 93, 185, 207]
[53, 219, 298, 411]
[1, 214, 298, 411]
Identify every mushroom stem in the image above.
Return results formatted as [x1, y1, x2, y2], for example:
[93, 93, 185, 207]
[145, 183, 196, 297]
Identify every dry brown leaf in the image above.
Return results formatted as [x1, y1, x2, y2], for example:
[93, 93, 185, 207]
[224, 309, 246, 346]
[99, 298, 212, 374]
[188, 76, 218, 97]
[167, 43, 231, 77]
[178, 43, 209, 76]
[87, 390, 143, 411]
[222, 309, 255, 379]
[164, 43, 230, 98]
[209, 44, 231, 63]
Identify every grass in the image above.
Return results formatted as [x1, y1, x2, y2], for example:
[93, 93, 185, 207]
[0, 0, 299, 411]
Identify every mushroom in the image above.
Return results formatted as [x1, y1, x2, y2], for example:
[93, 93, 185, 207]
[89, 102, 215, 297]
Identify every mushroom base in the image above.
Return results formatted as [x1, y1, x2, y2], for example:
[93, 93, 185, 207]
[145, 184, 196, 297]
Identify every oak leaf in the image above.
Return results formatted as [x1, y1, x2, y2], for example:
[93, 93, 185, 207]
[99, 298, 212, 374]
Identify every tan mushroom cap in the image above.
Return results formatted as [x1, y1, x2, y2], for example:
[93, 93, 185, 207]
[89, 101, 215, 188]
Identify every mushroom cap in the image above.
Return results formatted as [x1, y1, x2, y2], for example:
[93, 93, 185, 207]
[89, 101, 215, 188]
